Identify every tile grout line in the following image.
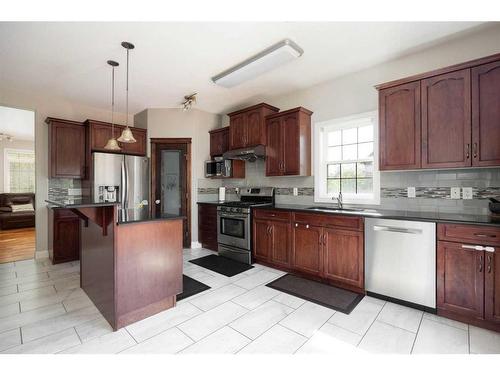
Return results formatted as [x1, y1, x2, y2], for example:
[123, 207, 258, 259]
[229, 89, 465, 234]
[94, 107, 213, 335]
[355, 300, 387, 349]
[409, 311, 424, 354]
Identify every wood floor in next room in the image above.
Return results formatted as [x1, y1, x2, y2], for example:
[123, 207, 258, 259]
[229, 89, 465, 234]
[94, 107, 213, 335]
[0, 247, 500, 354]
[0, 228, 36, 264]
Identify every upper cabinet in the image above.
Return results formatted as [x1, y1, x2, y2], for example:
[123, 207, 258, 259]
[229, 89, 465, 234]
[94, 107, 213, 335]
[377, 52, 500, 171]
[265, 107, 313, 177]
[46, 118, 87, 179]
[227, 103, 279, 149]
[209, 127, 229, 157]
[86, 119, 147, 156]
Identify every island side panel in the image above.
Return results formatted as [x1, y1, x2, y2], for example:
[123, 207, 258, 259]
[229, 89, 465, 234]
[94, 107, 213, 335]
[79, 206, 116, 329]
[114, 218, 183, 329]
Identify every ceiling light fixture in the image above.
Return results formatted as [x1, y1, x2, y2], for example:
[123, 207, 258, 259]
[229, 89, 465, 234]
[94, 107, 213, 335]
[211, 39, 303, 88]
[104, 60, 121, 151]
[182, 93, 197, 111]
[117, 41, 137, 144]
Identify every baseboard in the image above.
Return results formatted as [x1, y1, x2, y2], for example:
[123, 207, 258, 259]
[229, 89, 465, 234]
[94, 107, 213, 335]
[35, 250, 49, 259]
[191, 241, 202, 249]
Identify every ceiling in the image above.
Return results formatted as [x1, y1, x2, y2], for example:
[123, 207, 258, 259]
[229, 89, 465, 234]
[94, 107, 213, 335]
[0, 22, 485, 115]
[0, 105, 35, 141]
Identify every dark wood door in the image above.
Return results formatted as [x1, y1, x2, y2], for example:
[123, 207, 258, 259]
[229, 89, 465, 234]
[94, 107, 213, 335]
[472, 60, 500, 167]
[152, 140, 191, 248]
[266, 117, 283, 176]
[50, 121, 86, 178]
[119, 128, 147, 156]
[253, 219, 271, 262]
[323, 228, 364, 288]
[292, 224, 323, 276]
[229, 114, 247, 149]
[53, 214, 80, 264]
[421, 69, 471, 168]
[246, 109, 263, 147]
[198, 203, 218, 251]
[90, 123, 115, 152]
[282, 112, 300, 175]
[485, 249, 500, 323]
[437, 241, 484, 319]
[270, 221, 291, 267]
[209, 128, 229, 157]
[379, 81, 421, 170]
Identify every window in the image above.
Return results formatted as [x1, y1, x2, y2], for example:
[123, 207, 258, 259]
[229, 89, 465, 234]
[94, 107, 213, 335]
[4, 149, 35, 193]
[314, 111, 379, 205]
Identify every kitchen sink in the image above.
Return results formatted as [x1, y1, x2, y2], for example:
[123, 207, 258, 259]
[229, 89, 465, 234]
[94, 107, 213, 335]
[307, 206, 364, 212]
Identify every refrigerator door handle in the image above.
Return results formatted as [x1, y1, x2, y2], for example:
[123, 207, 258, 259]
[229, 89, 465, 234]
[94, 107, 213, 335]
[121, 157, 128, 207]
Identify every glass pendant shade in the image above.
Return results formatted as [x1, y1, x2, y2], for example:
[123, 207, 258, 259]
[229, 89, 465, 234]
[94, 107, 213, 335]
[104, 60, 121, 151]
[117, 126, 136, 143]
[104, 138, 121, 151]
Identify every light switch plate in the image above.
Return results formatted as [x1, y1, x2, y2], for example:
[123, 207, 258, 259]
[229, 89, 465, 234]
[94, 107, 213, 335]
[450, 187, 461, 199]
[293, 187, 298, 196]
[407, 187, 416, 198]
[462, 187, 473, 200]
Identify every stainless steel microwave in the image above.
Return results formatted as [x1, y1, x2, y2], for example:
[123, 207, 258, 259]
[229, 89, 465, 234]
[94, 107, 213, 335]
[205, 158, 232, 178]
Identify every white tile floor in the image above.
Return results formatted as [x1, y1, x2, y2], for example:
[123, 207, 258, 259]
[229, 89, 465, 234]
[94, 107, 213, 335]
[1, 247, 500, 354]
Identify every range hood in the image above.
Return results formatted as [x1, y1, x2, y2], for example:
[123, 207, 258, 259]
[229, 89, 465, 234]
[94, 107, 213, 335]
[223, 145, 266, 162]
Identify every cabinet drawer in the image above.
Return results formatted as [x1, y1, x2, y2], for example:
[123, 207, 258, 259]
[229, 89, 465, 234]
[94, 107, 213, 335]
[53, 208, 79, 220]
[253, 209, 291, 221]
[438, 223, 500, 247]
[293, 212, 363, 231]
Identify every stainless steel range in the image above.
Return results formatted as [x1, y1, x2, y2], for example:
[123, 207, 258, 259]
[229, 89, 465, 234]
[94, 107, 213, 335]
[217, 187, 274, 264]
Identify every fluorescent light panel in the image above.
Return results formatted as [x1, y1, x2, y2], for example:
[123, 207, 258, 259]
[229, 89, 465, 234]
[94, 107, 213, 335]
[212, 39, 303, 88]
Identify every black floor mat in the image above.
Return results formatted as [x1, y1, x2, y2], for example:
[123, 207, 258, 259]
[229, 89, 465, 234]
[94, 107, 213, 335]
[177, 275, 211, 301]
[189, 254, 254, 277]
[266, 274, 363, 314]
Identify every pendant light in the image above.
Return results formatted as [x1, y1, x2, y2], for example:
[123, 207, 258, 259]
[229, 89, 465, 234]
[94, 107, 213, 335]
[104, 60, 121, 151]
[117, 41, 137, 143]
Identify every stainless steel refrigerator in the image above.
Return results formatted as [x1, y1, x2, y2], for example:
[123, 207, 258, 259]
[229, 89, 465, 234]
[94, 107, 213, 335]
[93, 153, 149, 214]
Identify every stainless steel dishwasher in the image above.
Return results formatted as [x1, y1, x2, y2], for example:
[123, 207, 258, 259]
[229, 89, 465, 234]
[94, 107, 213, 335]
[365, 218, 436, 309]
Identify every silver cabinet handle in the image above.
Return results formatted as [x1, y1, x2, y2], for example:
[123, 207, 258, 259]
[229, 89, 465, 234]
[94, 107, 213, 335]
[373, 225, 422, 234]
[306, 224, 309, 229]
[295, 223, 298, 227]
[461, 244, 491, 251]
[484, 247, 495, 253]
[155, 200, 161, 204]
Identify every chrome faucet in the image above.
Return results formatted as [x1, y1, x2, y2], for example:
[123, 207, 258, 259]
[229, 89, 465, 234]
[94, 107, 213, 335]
[334, 192, 343, 209]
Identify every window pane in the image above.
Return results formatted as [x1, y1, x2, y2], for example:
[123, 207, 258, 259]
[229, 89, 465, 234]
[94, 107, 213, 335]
[341, 163, 356, 178]
[327, 164, 340, 178]
[358, 142, 373, 159]
[357, 162, 373, 178]
[341, 179, 356, 194]
[342, 128, 357, 144]
[327, 130, 341, 146]
[327, 179, 340, 195]
[327, 146, 341, 161]
[342, 144, 357, 161]
[358, 125, 373, 142]
[357, 178, 373, 194]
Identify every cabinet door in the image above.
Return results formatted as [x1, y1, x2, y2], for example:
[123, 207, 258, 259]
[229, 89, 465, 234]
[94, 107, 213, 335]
[91, 123, 115, 152]
[50, 122, 86, 178]
[198, 203, 218, 251]
[323, 228, 364, 288]
[229, 114, 247, 149]
[292, 224, 323, 276]
[246, 109, 263, 147]
[270, 221, 291, 267]
[472, 61, 500, 167]
[379, 81, 421, 170]
[485, 249, 500, 323]
[265, 117, 283, 176]
[421, 69, 471, 168]
[53, 217, 80, 264]
[253, 219, 270, 262]
[282, 112, 300, 175]
[119, 128, 147, 156]
[437, 241, 484, 319]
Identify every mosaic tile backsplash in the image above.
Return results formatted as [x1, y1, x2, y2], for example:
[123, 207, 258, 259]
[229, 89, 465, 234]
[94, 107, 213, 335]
[48, 178, 84, 201]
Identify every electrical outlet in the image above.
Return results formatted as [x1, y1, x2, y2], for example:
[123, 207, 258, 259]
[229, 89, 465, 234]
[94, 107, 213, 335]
[293, 187, 298, 196]
[462, 187, 473, 200]
[450, 187, 461, 200]
[407, 187, 416, 198]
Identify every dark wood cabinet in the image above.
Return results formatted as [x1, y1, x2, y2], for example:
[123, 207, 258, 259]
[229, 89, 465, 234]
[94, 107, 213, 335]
[253, 215, 291, 267]
[197, 203, 218, 251]
[292, 223, 323, 276]
[254, 219, 272, 262]
[48, 208, 80, 264]
[209, 127, 229, 157]
[265, 107, 312, 177]
[379, 81, 421, 170]
[485, 250, 500, 324]
[46, 118, 87, 179]
[87, 120, 147, 156]
[228, 103, 279, 150]
[421, 69, 471, 168]
[472, 60, 500, 167]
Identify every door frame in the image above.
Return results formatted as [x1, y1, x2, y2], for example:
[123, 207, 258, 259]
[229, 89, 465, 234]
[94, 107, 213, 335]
[150, 138, 192, 248]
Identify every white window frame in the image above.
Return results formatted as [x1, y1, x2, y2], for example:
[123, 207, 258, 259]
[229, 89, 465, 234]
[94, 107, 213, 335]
[4, 148, 35, 193]
[313, 111, 380, 205]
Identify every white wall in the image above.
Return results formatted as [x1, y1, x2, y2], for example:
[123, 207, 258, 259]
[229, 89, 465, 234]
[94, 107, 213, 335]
[0, 87, 131, 255]
[0, 139, 35, 193]
[135, 108, 221, 245]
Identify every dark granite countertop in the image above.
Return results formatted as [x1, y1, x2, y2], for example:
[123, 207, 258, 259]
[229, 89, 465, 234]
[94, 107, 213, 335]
[46, 198, 120, 208]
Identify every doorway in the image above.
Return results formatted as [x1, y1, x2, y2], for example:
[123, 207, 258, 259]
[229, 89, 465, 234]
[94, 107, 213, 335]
[151, 138, 191, 248]
[0, 105, 36, 263]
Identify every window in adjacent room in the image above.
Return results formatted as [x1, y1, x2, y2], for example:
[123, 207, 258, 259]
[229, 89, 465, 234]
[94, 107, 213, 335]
[314, 111, 379, 205]
[4, 149, 35, 193]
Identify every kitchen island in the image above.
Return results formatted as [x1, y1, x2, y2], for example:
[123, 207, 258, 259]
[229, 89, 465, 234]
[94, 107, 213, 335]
[46, 199, 184, 330]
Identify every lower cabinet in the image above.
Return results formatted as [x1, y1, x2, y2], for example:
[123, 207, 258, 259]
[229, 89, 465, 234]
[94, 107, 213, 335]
[198, 203, 218, 251]
[292, 223, 323, 276]
[253, 218, 291, 267]
[49, 208, 81, 264]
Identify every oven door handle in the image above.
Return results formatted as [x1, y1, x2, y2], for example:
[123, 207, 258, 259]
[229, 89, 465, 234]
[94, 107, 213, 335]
[217, 213, 249, 220]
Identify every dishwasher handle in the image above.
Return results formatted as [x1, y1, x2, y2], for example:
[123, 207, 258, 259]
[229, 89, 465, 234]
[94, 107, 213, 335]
[373, 225, 423, 235]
